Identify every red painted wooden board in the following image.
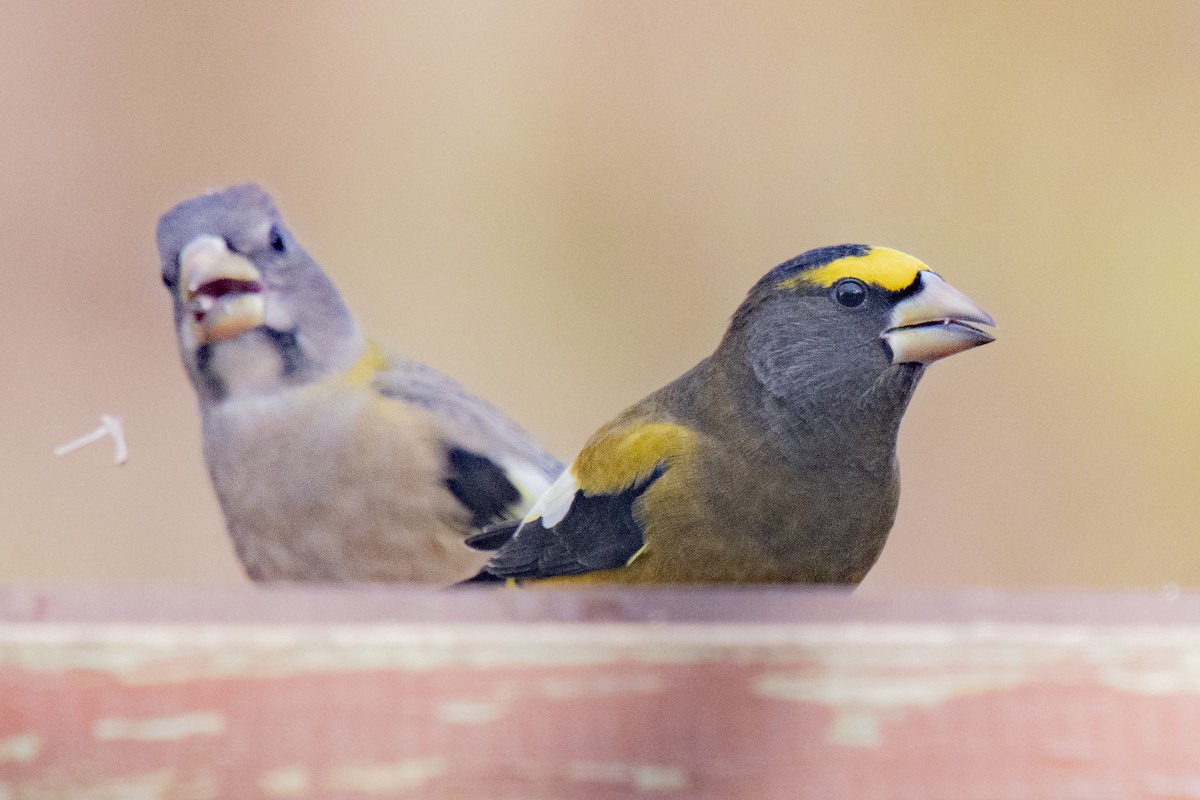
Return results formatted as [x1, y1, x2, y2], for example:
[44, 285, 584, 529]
[2, 587, 1198, 798]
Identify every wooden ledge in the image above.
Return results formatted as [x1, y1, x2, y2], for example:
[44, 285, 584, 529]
[1, 587, 1196, 798]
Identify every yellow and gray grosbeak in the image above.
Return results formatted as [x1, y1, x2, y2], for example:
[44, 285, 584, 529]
[157, 185, 562, 584]
[468, 244, 994, 585]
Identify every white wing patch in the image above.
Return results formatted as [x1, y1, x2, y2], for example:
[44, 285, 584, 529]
[498, 459, 557, 517]
[522, 467, 578, 528]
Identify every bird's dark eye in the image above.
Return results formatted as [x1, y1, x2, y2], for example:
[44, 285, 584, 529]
[833, 278, 867, 308]
[268, 225, 286, 253]
[162, 272, 176, 290]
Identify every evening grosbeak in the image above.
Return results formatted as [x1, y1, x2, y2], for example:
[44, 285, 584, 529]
[469, 244, 994, 585]
[157, 185, 561, 584]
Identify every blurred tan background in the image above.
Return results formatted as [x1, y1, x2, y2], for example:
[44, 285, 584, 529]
[2, 1, 1197, 589]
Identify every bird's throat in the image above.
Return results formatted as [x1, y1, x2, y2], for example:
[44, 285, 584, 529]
[194, 328, 304, 404]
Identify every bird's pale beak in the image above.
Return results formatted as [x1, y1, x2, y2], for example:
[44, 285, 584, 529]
[179, 234, 265, 345]
[883, 272, 995, 365]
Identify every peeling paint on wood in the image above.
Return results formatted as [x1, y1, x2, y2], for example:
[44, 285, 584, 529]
[323, 759, 448, 793]
[91, 712, 225, 743]
[0, 734, 39, 764]
[256, 766, 309, 797]
[5, 588, 1200, 798]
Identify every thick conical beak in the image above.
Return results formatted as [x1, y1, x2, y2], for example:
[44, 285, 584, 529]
[883, 271, 995, 365]
[179, 235, 265, 345]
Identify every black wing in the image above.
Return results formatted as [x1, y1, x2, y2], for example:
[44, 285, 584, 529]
[483, 465, 665, 580]
[465, 519, 522, 551]
[444, 447, 522, 529]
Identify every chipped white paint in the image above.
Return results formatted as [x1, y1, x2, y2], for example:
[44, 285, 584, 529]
[93, 712, 225, 742]
[567, 762, 688, 792]
[437, 683, 513, 724]
[12, 769, 217, 800]
[756, 656, 1032, 709]
[0, 733, 39, 764]
[755, 628, 1042, 747]
[1095, 645, 1200, 695]
[437, 699, 506, 724]
[7, 621, 1200, 701]
[323, 759, 447, 793]
[825, 710, 882, 747]
[633, 765, 689, 792]
[0, 623, 651, 684]
[258, 766, 311, 797]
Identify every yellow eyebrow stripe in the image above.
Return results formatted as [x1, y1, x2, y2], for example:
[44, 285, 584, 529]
[574, 422, 696, 495]
[777, 246, 927, 292]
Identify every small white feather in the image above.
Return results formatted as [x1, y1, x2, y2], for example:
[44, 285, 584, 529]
[498, 459, 556, 515]
[524, 467, 578, 527]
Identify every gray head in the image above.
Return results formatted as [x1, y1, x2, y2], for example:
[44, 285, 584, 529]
[156, 185, 362, 406]
[723, 244, 995, 454]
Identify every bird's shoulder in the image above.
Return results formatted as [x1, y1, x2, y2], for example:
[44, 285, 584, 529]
[357, 340, 562, 526]
[479, 408, 700, 580]
[358, 342, 480, 416]
[360, 342, 552, 459]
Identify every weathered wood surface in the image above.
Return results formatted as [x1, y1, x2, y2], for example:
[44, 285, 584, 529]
[2, 587, 1198, 798]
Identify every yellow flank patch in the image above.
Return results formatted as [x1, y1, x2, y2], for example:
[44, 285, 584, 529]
[778, 246, 927, 292]
[574, 422, 696, 495]
[336, 339, 388, 389]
